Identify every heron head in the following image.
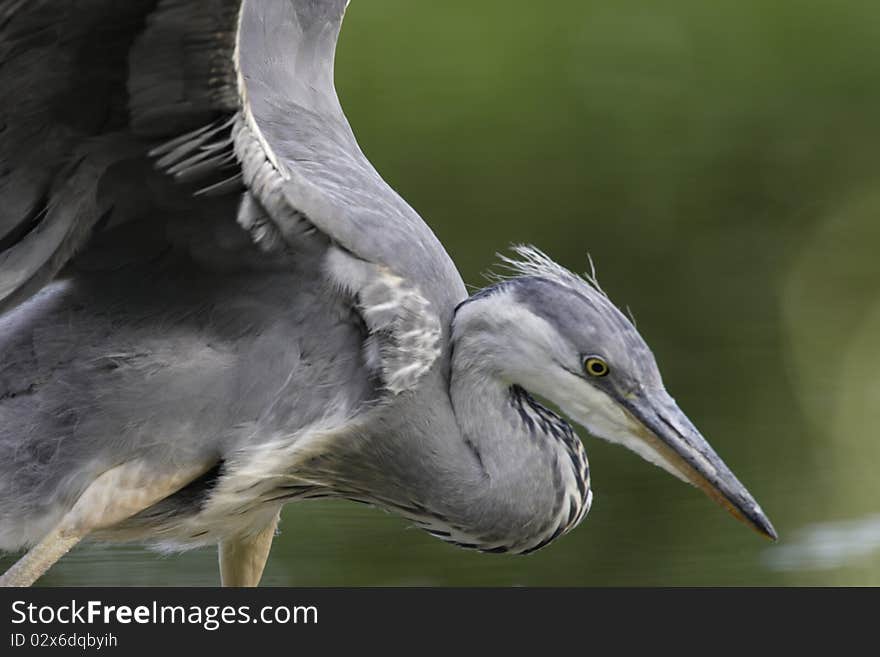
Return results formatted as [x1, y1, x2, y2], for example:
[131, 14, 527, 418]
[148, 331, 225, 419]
[457, 246, 777, 540]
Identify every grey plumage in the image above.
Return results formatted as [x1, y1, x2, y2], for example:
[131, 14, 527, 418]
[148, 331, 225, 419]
[0, 0, 775, 585]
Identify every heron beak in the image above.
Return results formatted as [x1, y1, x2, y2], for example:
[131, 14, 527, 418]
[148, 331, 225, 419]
[620, 389, 778, 541]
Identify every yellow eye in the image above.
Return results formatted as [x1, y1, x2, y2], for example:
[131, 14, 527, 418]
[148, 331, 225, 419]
[584, 356, 609, 377]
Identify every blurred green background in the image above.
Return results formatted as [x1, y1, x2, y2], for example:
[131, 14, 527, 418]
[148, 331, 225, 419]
[16, 0, 880, 585]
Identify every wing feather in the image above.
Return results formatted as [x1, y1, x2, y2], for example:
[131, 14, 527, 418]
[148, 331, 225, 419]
[0, 0, 463, 390]
[0, 1, 154, 312]
[234, 0, 466, 311]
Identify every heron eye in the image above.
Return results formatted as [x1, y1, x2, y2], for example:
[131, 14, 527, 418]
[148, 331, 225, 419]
[584, 357, 609, 377]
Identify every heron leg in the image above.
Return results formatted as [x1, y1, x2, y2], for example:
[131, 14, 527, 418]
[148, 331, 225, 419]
[218, 510, 280, 587]
[0, 527, 83, 587]
[0, 460, 212, 587]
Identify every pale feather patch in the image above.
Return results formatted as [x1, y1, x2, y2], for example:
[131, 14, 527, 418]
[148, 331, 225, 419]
[155, 408, 366, 549]
[64, 460, 215, 534]
[325, 247, 441, 394]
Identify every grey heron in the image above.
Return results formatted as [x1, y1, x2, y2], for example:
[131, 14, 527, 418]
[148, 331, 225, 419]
[0, 0, 776, 587]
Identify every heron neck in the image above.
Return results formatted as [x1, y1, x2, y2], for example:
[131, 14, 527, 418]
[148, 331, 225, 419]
[443, 332, 591, 553]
